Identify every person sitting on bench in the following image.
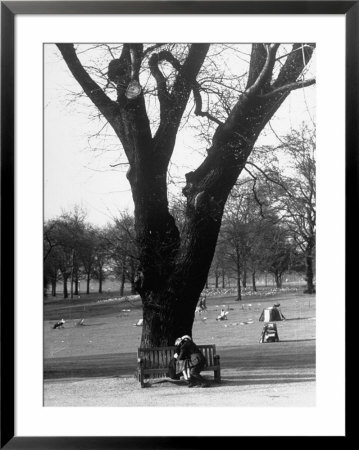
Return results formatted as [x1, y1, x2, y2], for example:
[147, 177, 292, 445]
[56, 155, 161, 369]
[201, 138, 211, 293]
[174, 335, 209, 388]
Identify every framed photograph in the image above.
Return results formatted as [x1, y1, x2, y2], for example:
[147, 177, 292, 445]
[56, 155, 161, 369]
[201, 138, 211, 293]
[1, 1, 354, 446]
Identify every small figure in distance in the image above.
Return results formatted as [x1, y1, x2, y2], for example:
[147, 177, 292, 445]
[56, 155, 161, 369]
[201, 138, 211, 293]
[195, 295, 207, 314]
[53, 318, 65, 329]
[199, 295, 207, 311]
[216, 308, 228, 321]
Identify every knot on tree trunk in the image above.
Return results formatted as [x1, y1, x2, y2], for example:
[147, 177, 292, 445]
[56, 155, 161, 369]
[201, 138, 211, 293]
[194, 191, 206, 210]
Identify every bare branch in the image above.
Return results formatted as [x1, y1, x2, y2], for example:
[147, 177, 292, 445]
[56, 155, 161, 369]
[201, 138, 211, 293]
[56, 43, 118, 121]
[193, 83, 224, 125]
[243, 167, 266, 219]
[273, 43, 316, 89]
[109, 162, 130, 168]
[153, 44, 210, 151]
[246, 161, 294, 198]
[275, 44, 315, 62]
[148, 50, 181, 105]
[143, 43, 166, 57]
[259, 78, 316, 98]
[245, 44, 280, 96]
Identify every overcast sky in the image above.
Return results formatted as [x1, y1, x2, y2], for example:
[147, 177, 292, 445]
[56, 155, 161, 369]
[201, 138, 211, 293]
[44, 44, 315, 226]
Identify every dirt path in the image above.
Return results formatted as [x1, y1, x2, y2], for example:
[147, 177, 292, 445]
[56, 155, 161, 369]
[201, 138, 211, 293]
[44, 368, 315, 407]
[44, 340, 315, 407]
[44, 340, 315, 379]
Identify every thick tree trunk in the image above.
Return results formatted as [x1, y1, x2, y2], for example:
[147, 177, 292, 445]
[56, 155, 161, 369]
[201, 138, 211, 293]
[136, 185, 225, 346]
[222, 270, 225, 288]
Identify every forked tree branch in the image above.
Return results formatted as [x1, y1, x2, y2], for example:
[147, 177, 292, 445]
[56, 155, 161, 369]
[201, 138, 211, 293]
[245, 44, 280, 96]
[273, 43, 316, 89]
[153, 44, 210, 150]
[259, 78, 316, 98]
[148, 50, 182, 106]
[193, 83, 223, 125]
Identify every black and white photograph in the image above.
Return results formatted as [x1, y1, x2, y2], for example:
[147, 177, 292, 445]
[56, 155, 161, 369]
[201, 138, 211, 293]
[43, 42, 317, 407]
[2, 3, 350, 442]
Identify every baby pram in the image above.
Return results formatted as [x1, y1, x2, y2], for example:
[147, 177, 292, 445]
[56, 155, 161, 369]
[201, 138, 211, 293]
[259, 322, 279, 343]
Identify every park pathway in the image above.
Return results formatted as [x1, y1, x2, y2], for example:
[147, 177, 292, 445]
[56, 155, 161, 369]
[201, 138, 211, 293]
[44, 339, 315, 381]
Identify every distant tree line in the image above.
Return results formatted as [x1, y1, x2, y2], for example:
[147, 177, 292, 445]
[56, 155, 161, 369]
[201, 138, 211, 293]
[208, 125, 316, 298]
[44, 126, 315, 299]
[44, 208, 138, 298]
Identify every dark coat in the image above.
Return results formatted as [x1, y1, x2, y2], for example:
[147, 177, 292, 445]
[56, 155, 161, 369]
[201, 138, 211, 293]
[168, 357, 181, 379]
[177, 340, 206, 369]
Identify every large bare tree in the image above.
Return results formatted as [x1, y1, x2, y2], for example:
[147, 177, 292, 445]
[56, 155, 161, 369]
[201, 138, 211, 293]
[56, 43, 315, 346]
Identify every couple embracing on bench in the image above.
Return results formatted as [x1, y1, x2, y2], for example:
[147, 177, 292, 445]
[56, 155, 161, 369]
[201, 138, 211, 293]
[173, 335, 209, 388]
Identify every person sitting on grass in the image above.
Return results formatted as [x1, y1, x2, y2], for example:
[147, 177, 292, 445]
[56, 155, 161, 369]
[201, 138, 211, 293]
[174, 335, 209, 388]
[53, 318, 65, 329]
[216, 308, 228, 321]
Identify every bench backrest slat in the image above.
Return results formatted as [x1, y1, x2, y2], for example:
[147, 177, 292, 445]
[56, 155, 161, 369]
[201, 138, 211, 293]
[138, 345, 216, 370]
[205, 347, 210, 365]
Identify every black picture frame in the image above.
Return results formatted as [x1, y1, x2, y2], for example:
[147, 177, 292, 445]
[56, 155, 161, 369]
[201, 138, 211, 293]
[1, 1, 354, 447]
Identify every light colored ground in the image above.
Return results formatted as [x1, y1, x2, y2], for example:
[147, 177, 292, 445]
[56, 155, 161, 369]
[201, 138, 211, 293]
[44, 370, 315, 407]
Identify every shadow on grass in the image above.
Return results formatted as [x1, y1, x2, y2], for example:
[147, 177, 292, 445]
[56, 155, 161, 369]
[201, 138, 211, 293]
[283, 317, 315, 321]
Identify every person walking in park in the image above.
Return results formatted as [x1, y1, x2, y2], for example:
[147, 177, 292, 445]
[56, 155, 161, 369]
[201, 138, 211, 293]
[174, 335, 209, 388]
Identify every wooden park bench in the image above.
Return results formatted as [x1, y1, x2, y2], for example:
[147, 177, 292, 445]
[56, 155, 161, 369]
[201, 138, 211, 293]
[136, 345, 221, 388]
